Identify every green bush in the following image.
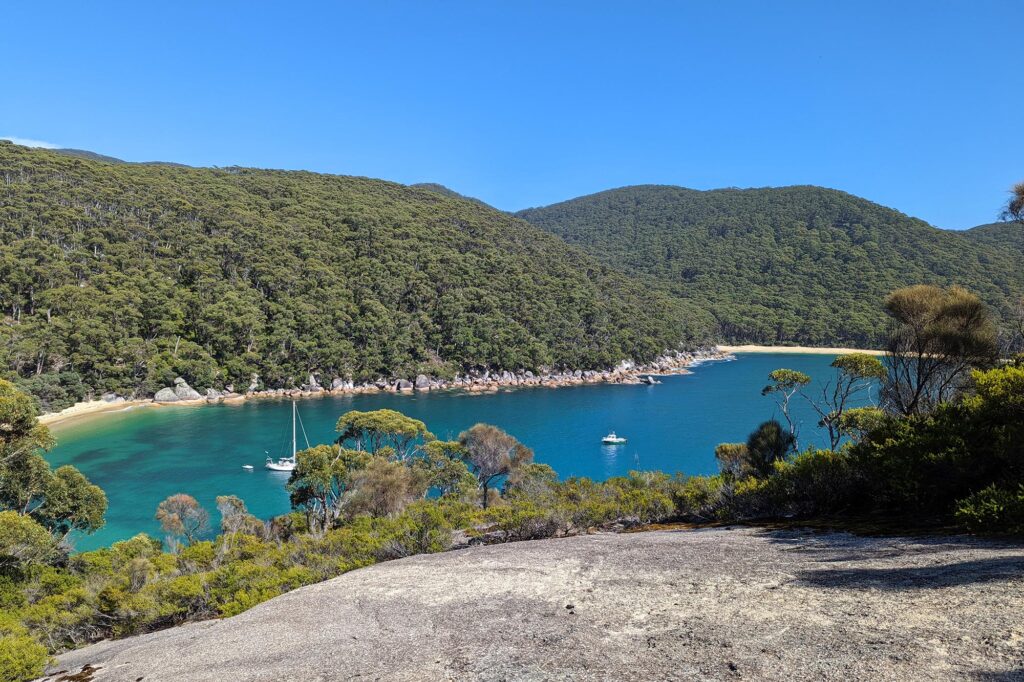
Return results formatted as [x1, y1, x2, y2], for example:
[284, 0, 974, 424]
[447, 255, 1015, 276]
[955, 485, 1024, 534]
[482, 502, 567, 542]
[669, 475, 727, 521]
[0, 632, 50, 682]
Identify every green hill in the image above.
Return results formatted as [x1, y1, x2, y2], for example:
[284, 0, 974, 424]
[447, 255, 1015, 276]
[964, 221, 1024, 252]
[408, 183, 492, 209]
[517, 185, 1024, 347]
[0, 143, 705, 408]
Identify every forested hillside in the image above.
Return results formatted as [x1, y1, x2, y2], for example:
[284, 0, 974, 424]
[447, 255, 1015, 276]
[518, 185, 1024, 346]
[964, 221, 1024, 253]
[0, 143, 708, 409]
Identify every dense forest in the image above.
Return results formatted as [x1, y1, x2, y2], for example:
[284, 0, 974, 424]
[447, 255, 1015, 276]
[0, 143, 708, 410]
[964, 221, 1024, 252]
[518, 185, 1024, 347]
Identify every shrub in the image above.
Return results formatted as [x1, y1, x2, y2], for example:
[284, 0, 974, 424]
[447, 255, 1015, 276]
[378, 501, 454, 558]
[482, 503, 566, 542]
[670, 475, 727, 521]
[0, 632, 50, 682]
[955, 485, 1024, 534]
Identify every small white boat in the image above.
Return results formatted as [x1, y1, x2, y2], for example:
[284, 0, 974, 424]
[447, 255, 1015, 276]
[602, 431, 627, 445]
[242, 464, 254, 471]
[265, 401, 309, 472]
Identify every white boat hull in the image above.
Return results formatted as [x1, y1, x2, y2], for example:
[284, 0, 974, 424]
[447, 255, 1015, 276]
[265, 460, 296, 472]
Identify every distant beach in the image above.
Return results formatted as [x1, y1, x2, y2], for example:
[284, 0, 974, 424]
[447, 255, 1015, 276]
[719, 345, 885, 356]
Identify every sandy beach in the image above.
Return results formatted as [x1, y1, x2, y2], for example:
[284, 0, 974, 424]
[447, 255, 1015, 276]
[719, 344, 885, 356]
[38, 399, 188, 429]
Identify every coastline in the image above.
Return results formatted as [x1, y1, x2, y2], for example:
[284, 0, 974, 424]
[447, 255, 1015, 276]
[39, 399, 155, 428]
[719, 344, 886, 356]
[39, 349, 732, 429]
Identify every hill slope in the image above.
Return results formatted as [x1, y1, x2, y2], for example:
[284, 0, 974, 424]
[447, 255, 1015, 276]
[518, 185, 1024, 346]
[44, 528, 1024, 681]
[408, 182, 493, 209]
[965, 221, 1024, 253]
[0, 143, 706, 408]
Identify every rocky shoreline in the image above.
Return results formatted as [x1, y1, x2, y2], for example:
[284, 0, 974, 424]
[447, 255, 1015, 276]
[40, 348, 732, 425]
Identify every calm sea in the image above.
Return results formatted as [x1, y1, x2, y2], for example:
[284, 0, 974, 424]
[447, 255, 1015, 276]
[47, 353, 867, 550]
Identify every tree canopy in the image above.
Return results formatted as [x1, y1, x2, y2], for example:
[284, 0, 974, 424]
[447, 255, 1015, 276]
[335, 409, 433, 459]
[518, 185, 1024, 347]
[0, 143, 700, 411]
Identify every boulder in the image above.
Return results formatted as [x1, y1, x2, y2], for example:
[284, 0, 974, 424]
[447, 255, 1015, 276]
[331, 377, 346, 391]
[153, 387, 179, 402]
[396, 379, 414, 391]
[168, 379, 201, 401]
[248, 374, 260, 393]
[414, 374, 431, 390]
[206, 388, 223, 400]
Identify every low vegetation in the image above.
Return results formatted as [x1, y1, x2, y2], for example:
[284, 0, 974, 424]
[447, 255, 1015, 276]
[0, 285, 1021, 681]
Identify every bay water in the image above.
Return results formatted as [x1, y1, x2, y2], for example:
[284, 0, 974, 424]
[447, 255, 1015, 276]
[47, 353, 866, 550]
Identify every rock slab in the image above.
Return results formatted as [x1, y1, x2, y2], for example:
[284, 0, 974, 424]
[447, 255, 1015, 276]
[41, 528, 1024, 681]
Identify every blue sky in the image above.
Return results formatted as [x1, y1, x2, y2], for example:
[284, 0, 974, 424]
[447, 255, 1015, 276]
[3, 2, 1021, 228]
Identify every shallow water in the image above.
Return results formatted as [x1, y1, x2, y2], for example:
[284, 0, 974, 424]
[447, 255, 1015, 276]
[47, 353, 868, 550]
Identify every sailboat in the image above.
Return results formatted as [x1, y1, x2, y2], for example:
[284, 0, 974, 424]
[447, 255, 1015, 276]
[265, 401, 307, 471]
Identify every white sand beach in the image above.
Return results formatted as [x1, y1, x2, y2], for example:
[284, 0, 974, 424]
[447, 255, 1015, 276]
[718, 344, 885, 356]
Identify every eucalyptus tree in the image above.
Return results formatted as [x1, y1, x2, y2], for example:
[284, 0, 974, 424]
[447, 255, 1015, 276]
[335, 409, 433, 460]
[457, 424, 533, 508]
[805, 353, 887, 450]
[155, 493, 209, 549]
[1002, 180, 1024, 223]
[287, 444, 370, 533]
[0, 379, 106, 545]
[881, 285, 998, 416]
[761, 368, 810, 448]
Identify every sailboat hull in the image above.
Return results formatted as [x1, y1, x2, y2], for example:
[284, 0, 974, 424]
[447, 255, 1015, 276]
[265, 461, 296, 472]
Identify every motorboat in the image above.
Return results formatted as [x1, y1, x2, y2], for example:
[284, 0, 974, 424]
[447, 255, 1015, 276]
[602, 431, 627, 445]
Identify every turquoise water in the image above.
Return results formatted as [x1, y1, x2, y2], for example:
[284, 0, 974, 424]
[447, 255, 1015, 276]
[47, 353, 866, 550]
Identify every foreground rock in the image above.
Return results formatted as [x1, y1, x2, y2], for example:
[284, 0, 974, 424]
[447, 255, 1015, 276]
[43, 527, 1024, 681]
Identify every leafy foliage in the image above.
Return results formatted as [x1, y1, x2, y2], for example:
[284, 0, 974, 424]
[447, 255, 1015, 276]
[518, 185, 1024, 346]
[0, 143, 701, 408]
[882, 285, 998, 417]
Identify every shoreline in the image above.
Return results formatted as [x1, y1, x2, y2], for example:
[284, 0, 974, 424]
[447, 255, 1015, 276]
[40, 349, 732, 429]
[719, 344, 885, 356]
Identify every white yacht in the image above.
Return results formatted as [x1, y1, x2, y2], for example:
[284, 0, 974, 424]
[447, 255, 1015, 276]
[602, 431, 627, 445]
[265, 401, 308, 472]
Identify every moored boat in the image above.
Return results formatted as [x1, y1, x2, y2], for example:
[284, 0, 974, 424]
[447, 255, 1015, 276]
[265, 401, 308, 472]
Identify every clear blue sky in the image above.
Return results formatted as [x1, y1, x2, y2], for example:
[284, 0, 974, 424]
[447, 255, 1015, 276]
[3, 2, 1021, 228]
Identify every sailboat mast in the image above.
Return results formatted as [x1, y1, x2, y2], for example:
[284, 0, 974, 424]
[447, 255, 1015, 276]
[292, 401, 297, 459]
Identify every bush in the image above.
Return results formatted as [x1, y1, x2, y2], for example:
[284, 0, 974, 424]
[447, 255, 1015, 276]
[0, 632, 50, 682]
[670, 475, 727, 521]
[378, 502, 454, 558]
[955, 485, 1024, 534]
[482, 503, 567, 542]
